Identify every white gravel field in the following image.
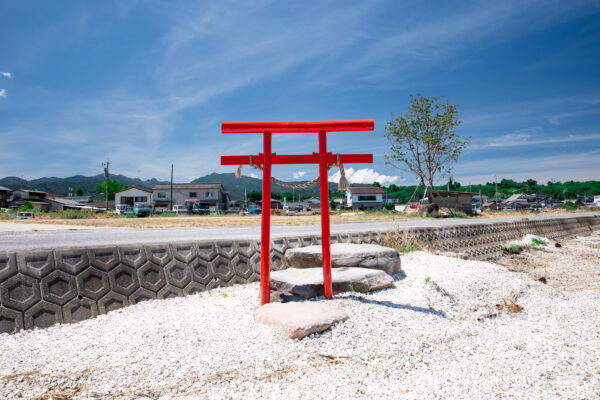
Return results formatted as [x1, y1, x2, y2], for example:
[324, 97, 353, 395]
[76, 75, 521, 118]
[1, 244, 599, 399]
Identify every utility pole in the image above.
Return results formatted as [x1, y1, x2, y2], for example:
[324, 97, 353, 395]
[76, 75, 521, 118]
[102, 158, 110, 211]
[479, 188, 483, 212]
[170, 164, 174, 212]
[494, 175, 498, 202]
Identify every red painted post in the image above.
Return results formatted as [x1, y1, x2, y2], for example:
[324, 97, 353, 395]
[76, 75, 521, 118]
[318, 131, 333, 299]
[260, 132, 272, 305]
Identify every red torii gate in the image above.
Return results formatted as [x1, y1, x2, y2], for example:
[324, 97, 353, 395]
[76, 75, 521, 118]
[221, 120, 374, 305]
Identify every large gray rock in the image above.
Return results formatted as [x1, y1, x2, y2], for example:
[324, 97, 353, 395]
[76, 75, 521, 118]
[270, 267, 395, 299]
[254, 302, 349, 339]
[284, 243, 401, 275]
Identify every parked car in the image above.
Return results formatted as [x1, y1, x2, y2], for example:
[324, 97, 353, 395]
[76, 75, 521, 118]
[115, 204, 134, 215]
[172, 205, 187, 215]
[248, 204, 262, 214]
[195, 203, 210, 215]
[133, 203, 151, 217]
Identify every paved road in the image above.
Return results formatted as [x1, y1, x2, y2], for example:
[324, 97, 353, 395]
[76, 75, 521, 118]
[1, 213, 597, 251]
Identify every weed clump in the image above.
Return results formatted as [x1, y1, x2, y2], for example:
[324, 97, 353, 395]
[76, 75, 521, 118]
[381, 229, 423, 254]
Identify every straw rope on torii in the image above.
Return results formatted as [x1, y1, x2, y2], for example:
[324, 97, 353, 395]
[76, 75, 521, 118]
[235, 154, 349, 191]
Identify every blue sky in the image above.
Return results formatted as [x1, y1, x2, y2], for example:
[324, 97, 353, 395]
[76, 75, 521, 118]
[1, 1, 600, 186]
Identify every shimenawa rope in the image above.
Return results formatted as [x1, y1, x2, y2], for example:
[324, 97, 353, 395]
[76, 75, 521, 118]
[234, 154, 349, 191]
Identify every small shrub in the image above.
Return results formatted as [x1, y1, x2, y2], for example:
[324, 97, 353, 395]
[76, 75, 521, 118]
[503, 244, 530, 254]
[385, 202, 395, 210]
[531, 238, 547, 246]
[381, 229, 423, 254]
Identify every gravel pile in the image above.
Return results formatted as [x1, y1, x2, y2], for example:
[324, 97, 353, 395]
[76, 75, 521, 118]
[1, 248, 599, 399]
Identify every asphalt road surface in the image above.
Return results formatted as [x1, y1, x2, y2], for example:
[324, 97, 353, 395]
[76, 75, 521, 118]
[1, 213, 597, 251]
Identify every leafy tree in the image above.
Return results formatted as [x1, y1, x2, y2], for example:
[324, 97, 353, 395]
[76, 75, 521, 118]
[372, 181, 381, 187]
[247, 190, 262, 203]
[385, 94, 470, 202]
[385, 202, 395, 210]
[95, 180, 128, 200]
[75, 187, 84, 196]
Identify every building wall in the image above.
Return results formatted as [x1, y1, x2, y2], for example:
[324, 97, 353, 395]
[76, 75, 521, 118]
[153, 188, 227, 211]
[432, 194, 473, 214]
[347, 193, 383, 210]
[115, 189, 152, 207]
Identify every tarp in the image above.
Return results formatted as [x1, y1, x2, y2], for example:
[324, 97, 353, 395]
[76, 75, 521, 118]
[184, 199, 199, 203]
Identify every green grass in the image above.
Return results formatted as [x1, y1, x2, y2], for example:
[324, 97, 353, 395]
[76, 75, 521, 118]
[531, 238, 547, 246]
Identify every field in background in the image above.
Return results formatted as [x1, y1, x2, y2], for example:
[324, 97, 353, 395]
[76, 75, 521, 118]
[1, 208, 596, 228]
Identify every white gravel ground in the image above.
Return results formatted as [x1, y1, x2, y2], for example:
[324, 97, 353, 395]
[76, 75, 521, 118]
[1, 249, 599, 399]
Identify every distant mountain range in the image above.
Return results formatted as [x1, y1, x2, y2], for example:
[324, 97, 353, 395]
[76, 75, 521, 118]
[0, 172, 358, 200]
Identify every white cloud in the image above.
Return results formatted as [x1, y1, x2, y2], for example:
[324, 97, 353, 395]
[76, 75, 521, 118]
[0, 89, 6, 97]
[293, 171, 306, 180]
[329, 167, 402, 186]
[249, 173, 259, 179]
[0, 72, 11, 79]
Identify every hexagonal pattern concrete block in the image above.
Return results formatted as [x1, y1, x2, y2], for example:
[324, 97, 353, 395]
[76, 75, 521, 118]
[250, 253, 261, 274]
[118, 246, 147, 268]
[24, 301, 63, 330]
[108, 263, 140, 296]
[76, 267, 110, 301]
[236, 241, 257, 257]
[182, 281, 207, 296]
[129, 287, 156, 305]
[137, 261, 166, 292]
[190, 258, 214, 285]
[211, 255, 234, 283]
[170, 242, 198, 263]
[88, 247, 119, 271]
[40, 270, 77, 306]
[0, 273, 41, 312]
[0, 306, 23, 334]
[63, 296, 98, 323]
[216, 241, 236, 259]
[232, 254, 253, 280]
[16, 250, 55, 279]
[145, 244, 173, 266]
[285, 237, 302, 249]
[157, 285, 184, 299]
[54, 248, 89, 275]
[164, 259, 191, 289]
[97, 292, 128, 314]
[271, 238, 288, 254]
[0, 252, 17, 281]
[197, 242, 218, 261]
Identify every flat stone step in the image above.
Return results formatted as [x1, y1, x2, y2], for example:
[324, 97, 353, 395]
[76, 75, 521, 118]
[284, 243, 401, 275]
[254, 302, 349, 339]
[270, 267, 395, 299]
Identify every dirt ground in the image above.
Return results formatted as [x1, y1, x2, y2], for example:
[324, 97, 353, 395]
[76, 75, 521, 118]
[495, 231, 600, 291]
[1, 208, 593, 229]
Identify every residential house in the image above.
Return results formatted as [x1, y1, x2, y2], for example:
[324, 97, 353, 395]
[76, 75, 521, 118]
[346, 187, 384, 210]
[152, 183, 229, 212]
[0, 185, 10, 208]
[114, 187, 153, 207]
[8, 189, 50, 211]
[594, 195, 600, 206]
[502, 193, 529, 210]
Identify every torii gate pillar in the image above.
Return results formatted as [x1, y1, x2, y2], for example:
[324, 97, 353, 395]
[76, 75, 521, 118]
[221, 120, 374, 305]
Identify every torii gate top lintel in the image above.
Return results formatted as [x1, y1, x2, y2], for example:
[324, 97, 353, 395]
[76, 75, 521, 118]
[220, 119, 374, 305]
[222, 119, 374, 134]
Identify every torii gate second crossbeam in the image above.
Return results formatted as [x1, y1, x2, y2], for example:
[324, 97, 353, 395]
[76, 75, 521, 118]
[221, 120, 374, 305]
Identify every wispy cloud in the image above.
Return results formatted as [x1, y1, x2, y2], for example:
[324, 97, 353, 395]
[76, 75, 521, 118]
[0, 72, 11, 79]
[329, 167, 403, 186]
[472, 132, 600, 149]
[0, 89, 6, 97]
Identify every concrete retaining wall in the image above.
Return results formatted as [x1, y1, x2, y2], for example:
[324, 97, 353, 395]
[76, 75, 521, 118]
[1, 215, 599, 333]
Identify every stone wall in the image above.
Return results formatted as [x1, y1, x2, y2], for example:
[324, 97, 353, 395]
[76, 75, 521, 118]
[1, 215, 598, 333]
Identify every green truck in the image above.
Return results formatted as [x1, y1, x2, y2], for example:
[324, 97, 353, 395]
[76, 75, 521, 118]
[133, 202, 151, 217]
